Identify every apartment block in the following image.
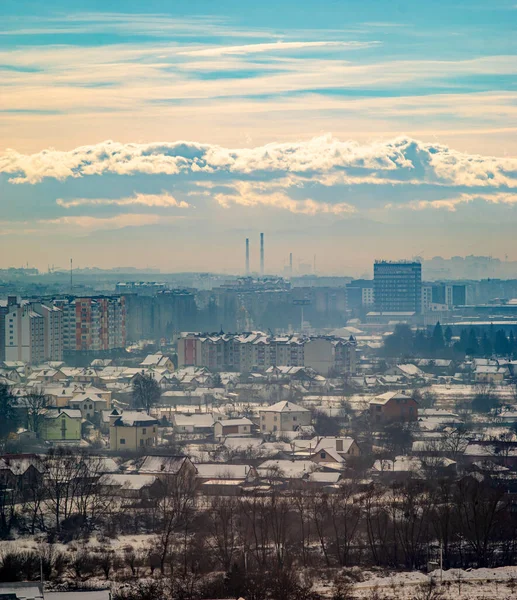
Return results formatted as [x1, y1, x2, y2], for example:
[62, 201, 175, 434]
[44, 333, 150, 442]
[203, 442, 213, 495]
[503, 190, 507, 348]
[4, 297, 63, 364]
[178, 332, 357, 375]
[54, 296, 126, 353]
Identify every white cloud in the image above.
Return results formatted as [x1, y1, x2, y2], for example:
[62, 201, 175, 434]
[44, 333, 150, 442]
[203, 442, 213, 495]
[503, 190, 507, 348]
[178, 40, 378, 57]
[2, 135, 517, 192]
[214, 181, 355, 215]
[387, 192, 517, 212]
[56, 192, 189, 208]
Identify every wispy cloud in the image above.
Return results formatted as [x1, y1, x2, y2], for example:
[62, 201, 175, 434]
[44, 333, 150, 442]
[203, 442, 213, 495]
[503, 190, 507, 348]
[56, 192, 189, 208]
[388, 192, 517, 212]
[179, 40, 379, 57]
[38, 213, 181, 233]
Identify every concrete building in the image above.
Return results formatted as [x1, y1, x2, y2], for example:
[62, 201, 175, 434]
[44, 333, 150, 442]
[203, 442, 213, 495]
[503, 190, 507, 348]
[5, 301, 45, 364]
[374, 260, 422, 314]
[259, 400, 311, 433]
[178, 332, 356, 375]
[109, 409, 159, 451]
[54, 296, 126, 353]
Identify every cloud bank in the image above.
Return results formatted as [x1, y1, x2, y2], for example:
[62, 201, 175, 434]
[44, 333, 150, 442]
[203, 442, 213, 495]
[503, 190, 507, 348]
[2, 136, 517, 193]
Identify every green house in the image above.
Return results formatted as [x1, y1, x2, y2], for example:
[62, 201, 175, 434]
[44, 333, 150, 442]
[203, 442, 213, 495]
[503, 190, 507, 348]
[41, 408, 82, 442]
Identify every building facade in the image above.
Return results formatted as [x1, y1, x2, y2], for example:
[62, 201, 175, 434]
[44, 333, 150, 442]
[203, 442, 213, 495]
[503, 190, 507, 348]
[374, 260, 422, 314]
[54, 296, 126, 353]
[4, 298, 63, 364]
[178, 332, 357, 375]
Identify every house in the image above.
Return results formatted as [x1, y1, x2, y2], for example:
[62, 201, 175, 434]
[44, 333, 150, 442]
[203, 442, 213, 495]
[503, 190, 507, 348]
[109, 410, 159, 451]
[257, 459, 316, 484]
[475, 365, 507, 384]
[259, 400, 311, 433]
[140, 353, 175, 372]
[369, 391, 418, 424]
[172, 413, 216, 435]
[69, 393, 108, 419]
[214, 418, 254, 439]
[41, 408, 82, 442]
[310, 437, 360, 466]
[99, 473, 163, 500]
[195, 463, 257, 484]
[124, 454, 197, 481]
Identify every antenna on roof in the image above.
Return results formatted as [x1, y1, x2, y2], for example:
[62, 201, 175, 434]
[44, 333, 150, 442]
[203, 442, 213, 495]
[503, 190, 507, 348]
[70, 258, 73, 295]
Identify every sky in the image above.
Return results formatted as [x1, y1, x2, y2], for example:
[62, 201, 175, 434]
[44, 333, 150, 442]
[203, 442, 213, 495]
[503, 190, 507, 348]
[0, 0, 517, 276]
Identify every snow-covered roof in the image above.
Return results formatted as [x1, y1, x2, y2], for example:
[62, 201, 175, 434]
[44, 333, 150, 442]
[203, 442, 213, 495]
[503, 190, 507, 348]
[259, 400, 309, 413]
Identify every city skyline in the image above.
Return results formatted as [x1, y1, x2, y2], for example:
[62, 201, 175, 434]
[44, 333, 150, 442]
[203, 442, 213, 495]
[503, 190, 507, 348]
[1, 1, 517, 272]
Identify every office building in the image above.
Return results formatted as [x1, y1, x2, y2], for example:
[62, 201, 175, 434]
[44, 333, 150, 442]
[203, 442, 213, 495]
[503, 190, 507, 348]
[374, 260, 422, 314]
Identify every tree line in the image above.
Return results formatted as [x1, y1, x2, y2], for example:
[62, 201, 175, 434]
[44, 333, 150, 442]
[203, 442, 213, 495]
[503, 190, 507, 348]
[383, 322, 517, 359]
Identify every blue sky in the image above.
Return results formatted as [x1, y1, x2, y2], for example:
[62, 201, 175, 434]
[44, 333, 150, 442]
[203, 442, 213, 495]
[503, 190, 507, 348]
[0, 0, 516, 274]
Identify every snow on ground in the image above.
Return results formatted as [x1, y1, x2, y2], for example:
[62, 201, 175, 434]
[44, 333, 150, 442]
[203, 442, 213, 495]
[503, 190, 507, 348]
[350, 566, 517, 599]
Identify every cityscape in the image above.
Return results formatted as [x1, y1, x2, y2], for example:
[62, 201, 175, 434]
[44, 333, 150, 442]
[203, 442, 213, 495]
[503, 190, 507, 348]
[1, 1, 517, 599]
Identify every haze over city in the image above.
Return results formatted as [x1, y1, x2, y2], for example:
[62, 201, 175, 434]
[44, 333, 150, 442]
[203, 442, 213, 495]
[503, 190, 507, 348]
[4, 4, 517, 600]
[1, 0, 517, 273]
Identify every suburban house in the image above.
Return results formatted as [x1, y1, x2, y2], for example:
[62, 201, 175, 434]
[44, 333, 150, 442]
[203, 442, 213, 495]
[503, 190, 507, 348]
[310, 436, 361, 466]
[369, 391, 418, 424]
[259, 400, 311, 433]
[140, 353, 175, 372]
[69, 393, 108, 419]
[41, 408, 82, 442]
[99, 473, 163, 500]
[124, 454, 197, 482]
[214, 417, 254, 439]
[109, 409, 159, 451]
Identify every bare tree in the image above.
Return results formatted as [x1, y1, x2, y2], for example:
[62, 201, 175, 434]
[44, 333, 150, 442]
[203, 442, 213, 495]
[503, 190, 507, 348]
[25, 389, 50, 435]
[132, 372, 161, 414]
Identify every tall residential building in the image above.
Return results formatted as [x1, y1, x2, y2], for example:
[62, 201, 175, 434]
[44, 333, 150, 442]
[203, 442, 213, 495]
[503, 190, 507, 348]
[53, 296, 126, 353]
[374, 260, 422, 314]
[3, 298, 50, 365]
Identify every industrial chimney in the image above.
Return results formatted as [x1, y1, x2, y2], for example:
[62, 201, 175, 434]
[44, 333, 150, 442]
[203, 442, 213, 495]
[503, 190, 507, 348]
[245, 238, 250, 275]
[289, 252, 293, 276]
[260, 233, 264, 275]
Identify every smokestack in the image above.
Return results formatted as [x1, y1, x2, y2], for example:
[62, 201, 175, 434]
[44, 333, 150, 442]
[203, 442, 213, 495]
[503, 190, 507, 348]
[260, 233, 264, 275]
[245, 238, 250, 275]
[289, 253, 293, 276]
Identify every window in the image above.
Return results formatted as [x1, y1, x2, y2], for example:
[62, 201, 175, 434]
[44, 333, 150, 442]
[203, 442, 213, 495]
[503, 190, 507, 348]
[293, 416, 297, 421]
[320, 451, 326, 459]
[153, 427, 156, 433]
[120, 438, 125, 444]
[274, 416, 277, 422]
[142, 428, 147, 434]
[140, 439, 144, 447]
[262, 425, 266, 431]
[273, 426, 277, 431]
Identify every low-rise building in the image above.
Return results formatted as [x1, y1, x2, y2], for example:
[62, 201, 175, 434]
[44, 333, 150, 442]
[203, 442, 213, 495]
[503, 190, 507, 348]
[369, 391, 418, 424]
[109, 410, 159, 451]
[259, 400, 311, 433]
[214, 417, 254, 439]
[41, 408, 82, 442]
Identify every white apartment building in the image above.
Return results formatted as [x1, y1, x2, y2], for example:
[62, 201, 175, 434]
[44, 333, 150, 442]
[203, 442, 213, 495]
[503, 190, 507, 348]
[5, 303, 45, 364]
[5, 300, 63, 364]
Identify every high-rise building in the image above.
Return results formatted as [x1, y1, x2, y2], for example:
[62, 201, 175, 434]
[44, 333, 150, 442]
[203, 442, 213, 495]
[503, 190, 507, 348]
[4, 299, 63, 363]
[53, 296, 126, 353]
[374, 260, 422, 313]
